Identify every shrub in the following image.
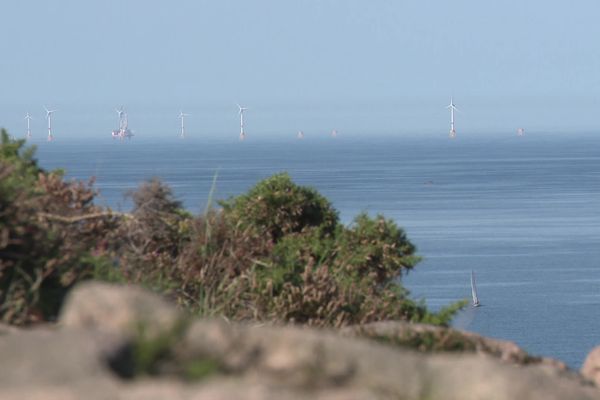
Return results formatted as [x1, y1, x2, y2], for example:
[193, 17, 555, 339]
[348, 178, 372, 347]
[333, 213, 421, 286]
[168, 210, 272, 318]
[244, 213, 431, 327]
[219, 173, 338, 242]
[102, 178, 194, 294]
[0, 130, 116, 324]
[166, 176, 463, 327]
[126, 178, 190, 255]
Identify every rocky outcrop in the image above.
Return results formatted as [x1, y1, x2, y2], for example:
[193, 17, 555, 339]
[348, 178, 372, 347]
[582, 346, 600, 386]
[341, 320, 568, 370]
[0, 282, 598, 400]
[60, 281, 185, 339]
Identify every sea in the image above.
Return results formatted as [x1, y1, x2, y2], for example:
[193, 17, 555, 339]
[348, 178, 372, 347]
[31, 132, 600, 369]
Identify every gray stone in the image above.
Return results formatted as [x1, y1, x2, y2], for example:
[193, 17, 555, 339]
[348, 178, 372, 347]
[341, 320, 568, 370]
[582, 346, 600, 386]
[59, 281, 184, 339]
[176, 320, 597, 399]
[1, 283, 597, 400]
[0, 328, 120, 389]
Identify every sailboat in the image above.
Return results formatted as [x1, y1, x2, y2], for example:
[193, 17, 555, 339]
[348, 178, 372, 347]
[471, 271, 481, 307]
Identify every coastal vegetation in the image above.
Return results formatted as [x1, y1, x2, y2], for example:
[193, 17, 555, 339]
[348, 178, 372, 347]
[0, 129, 464, 327]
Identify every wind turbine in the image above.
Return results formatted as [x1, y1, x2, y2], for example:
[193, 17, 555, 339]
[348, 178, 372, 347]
[44, 106, 57, 141]
[178, 111, 189, 138]
[237, 104, 248, 140]
[331, 129, 338, 138]
[114, 106, 125, 139]
[297, 130, 304, 139]
[112, 106, 134, 140]
[120, 110, 133, 139]
[115, 106, 125, 126]
[446, 97, 458, 139]
[25, 113, 33, 139]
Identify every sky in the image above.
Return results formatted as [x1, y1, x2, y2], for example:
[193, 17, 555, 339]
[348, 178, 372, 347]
[1, 0, 600, 137]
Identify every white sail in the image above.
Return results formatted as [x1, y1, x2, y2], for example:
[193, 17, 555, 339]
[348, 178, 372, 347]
[471, 271, 480, 307]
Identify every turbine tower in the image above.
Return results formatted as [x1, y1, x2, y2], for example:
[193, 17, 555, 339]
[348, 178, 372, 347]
[179, 111, 189, 138]
[25, 113, 33, 139]
[119, 111, 131, 139]
[237, 104, 248, 140]
[44, 106, 56, 141]
[115, 106, 125, 128]
[446, 97, 458, 139]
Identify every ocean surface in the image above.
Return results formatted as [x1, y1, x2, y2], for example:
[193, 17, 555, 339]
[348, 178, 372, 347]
[31, 133, 600, 369]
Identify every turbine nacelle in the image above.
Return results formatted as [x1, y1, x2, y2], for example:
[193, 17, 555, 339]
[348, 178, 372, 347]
[446, 96, 459, 111]
[115, 106, 125, 118]
[44, 106, 57, 118]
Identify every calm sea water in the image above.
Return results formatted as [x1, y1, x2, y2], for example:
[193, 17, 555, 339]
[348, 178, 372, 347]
[32, 133, 600, 369]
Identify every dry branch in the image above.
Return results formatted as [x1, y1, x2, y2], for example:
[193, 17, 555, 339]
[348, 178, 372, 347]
[37, 211, 130, 223]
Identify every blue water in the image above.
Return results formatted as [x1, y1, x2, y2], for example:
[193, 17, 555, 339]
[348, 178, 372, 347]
[32, 133, 600, 369]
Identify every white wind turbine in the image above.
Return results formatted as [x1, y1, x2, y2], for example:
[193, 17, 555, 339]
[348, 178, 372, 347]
[237, 104, 248, 140]
[178, 111, 189, 138]
[115, 106, 125, 126]
[446, 97, 458, 139]
[44, 106, 57, 141]
[25, 113, 33, 139]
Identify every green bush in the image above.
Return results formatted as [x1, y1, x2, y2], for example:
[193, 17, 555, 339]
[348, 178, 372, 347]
[219, 173, 338, 242]
[333, 213, 421, 286]
[170, 176, 463, 327]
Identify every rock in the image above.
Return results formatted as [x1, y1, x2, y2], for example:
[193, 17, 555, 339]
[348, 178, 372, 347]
[0, 323, 19, 336]
[177, 320, 368, 388]
[341, 320, 568, 370]
[175, 319, 597, 400]
[59, 281, 184, 340]
[117, 379, 378, 400]
[1, 282, 597, 399]
[582, 346, 600, 386]
[0, 328, 121, 392]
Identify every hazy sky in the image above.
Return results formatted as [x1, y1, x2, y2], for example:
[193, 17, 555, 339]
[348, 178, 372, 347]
[1, 1, 600, 137]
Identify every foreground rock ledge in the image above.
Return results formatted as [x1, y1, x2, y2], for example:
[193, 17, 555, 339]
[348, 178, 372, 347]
[0, 282, 598, 400]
